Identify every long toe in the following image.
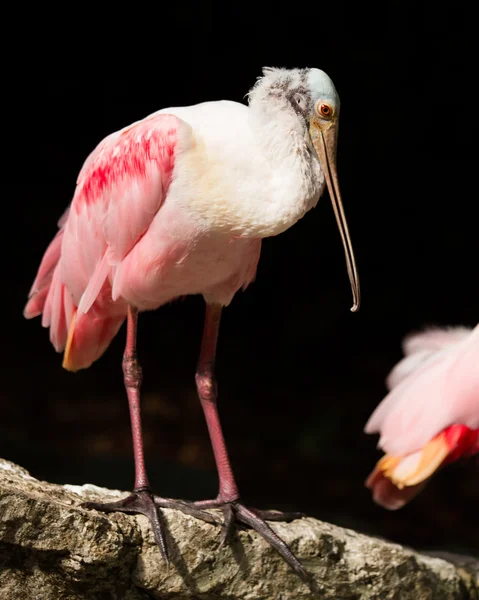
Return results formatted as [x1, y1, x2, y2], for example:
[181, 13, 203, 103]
[219, 503, 235, 549]
[164, 497, 309, 581]
[82, 489, 168, 562]
[249, 508, 305, 522]
[153, 496, 223, 525]
[233, 503, 309, 581]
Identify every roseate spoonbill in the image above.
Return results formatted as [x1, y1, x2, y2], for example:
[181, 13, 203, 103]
[365, 325, 479, 510]
[24, 67, 360, 578]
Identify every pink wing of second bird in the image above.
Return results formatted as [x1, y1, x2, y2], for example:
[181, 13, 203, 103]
[364, 324, 479, 510]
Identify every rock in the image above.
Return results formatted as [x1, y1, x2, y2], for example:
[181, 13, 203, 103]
[0, 457, 477, 599]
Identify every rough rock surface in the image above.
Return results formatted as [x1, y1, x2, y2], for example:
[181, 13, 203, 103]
[0, 458, 477, 599]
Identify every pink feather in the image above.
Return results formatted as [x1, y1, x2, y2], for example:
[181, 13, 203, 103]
[25, 114, 182, 370]
[365, 325, 479, 456]
[365, 325, 479, 510]
[25, 109, 262, 372]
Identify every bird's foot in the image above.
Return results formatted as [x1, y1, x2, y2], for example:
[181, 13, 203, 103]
[82, 488, 221, 563]
[155, 496, 308, 581]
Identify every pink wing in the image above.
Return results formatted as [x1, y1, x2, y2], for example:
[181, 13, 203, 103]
[365, 324, 479, 456]
[62, 113, 188, 313]
[385, 326, 471, 390]
[25, 113, 191, 370]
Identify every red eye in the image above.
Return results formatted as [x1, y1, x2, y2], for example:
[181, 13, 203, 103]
[318, 103, 333, 118]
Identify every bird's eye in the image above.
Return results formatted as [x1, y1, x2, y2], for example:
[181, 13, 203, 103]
[316, 102, 334, 119]
[294, 94, 305, 107]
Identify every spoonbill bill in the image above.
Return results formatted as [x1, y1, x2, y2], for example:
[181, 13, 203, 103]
[365, 325, 479, 510]
[24, 67, 360, 578]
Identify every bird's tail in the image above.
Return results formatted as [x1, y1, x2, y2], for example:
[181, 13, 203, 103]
[61, 307, 125, 371]
[365, 463, 428, 511]
[24, 228, 125, 371]
[366, 424, 479, 510]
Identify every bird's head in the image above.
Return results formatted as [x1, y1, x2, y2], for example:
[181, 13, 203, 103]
[249, 67, 360, 311]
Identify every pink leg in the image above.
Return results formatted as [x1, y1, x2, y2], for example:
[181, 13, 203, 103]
[122, 306, 149, 491]
[82, 306, 220, 562]
[195, 303, 240, 502]
[159, 303, 308, 581]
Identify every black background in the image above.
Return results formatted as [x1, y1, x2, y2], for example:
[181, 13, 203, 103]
[3, 2, 478, 556]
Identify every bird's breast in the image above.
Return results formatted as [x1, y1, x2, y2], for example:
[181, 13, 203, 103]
[169, 130, 323, 239]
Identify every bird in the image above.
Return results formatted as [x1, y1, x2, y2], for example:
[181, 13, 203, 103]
[364, 324, 479, 510]
[24, 66, 360, 579]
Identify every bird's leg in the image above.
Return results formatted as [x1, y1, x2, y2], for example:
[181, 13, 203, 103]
[155, 303, 307, 580]
[82, 306, 219, 562]
[195, 303, 239, 505]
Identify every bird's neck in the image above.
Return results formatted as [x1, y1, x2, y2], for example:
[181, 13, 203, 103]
[246, 105, 323, 237]
[250, 102, 308, 158]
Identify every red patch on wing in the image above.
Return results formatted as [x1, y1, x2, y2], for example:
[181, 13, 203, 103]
[78, 115, 178, 207]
